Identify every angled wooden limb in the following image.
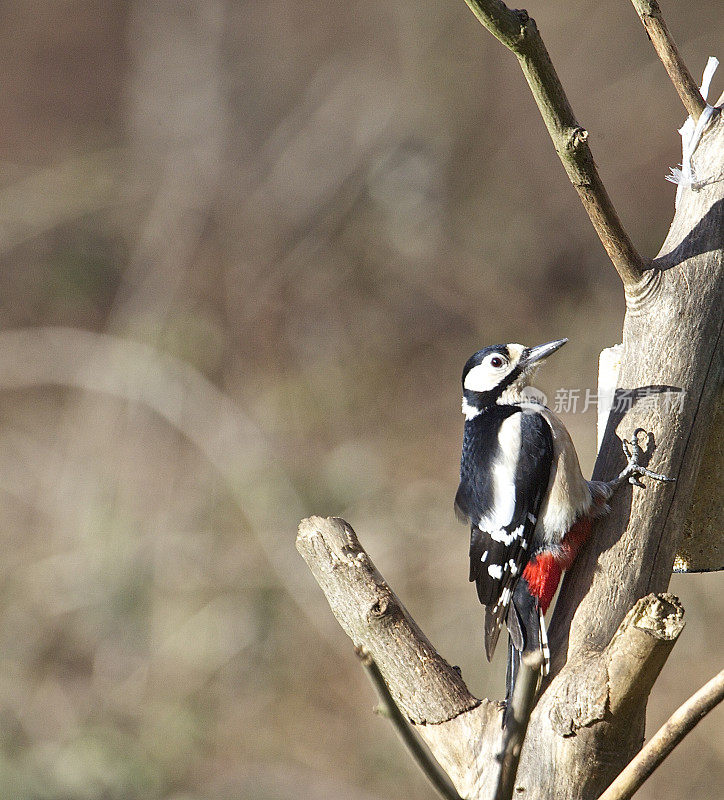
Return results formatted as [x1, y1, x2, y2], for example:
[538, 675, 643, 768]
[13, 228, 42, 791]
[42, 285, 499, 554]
[520, 594, 685, 796]
[297, 517, 686, 799]
[296, 516, 479, 724]
[461, 0, 646, 288]
[629, 0, 707, 120]
[598, 667, 724, 800]
[296, 516, 502, 799]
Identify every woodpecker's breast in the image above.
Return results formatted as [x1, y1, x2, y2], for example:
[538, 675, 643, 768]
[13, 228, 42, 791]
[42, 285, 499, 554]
[520, 404, 593, 549]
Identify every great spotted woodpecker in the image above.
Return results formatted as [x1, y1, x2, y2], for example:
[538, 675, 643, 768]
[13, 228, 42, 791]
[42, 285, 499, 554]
[455, 339, 673, 713]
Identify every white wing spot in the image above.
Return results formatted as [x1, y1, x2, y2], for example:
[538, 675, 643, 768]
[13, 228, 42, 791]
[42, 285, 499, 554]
[490, 523, 525, 544]
[489, 528, 516, 544]
[501, 587, 512, 605]
[528, 512, 537, 524]
[487, 564, 503, 580]
[509, 559, 519, 576]
[480, 550, 488, 563]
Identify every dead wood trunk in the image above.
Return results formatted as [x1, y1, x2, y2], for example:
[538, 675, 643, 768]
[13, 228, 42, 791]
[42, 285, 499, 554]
[297, 105, 723, 799]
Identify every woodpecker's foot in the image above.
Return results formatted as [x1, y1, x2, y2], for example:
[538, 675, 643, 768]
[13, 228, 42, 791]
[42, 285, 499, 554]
[606, 429, 675, 494]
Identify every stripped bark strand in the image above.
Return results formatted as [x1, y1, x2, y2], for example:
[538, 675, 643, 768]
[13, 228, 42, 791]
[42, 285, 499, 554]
[495, 652, 544, 800]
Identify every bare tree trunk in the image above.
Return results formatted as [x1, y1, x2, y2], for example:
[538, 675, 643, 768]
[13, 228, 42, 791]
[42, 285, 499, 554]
[297, 93, 723, 800]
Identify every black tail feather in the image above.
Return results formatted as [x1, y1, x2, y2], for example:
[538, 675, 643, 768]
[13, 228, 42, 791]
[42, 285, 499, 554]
[502, 581, 546, 727]
[503, 637, 520, 726]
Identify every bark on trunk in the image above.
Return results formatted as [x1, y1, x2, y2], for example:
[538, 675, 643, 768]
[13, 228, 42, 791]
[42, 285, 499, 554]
[297, 106, 722, 799]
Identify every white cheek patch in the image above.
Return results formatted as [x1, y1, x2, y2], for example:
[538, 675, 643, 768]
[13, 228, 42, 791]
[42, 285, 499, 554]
[463, 363, 500, 392]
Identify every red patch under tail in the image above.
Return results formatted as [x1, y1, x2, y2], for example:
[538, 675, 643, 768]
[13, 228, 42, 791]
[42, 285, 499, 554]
[522, 516, 593, 613]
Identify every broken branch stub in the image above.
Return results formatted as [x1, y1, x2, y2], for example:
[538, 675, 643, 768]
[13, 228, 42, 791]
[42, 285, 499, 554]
[296, 515, 479, 724]
[298, 516, 687, 800]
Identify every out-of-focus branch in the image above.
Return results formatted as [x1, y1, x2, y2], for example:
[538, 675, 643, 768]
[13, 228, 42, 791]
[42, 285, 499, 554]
[461, 0, 646, 288]
[0, 150, 132, 255]
[0, 327, 347, 651]
[598, 667, 724, 800]
[495, 652, 543, 800]
[629, 0, 706, 121]
[355, 647, 463, 800]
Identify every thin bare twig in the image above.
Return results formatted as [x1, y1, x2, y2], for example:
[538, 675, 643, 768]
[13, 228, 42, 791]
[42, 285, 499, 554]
[495, 652, 544, 800]
[461, 0, 646, 288]
[598, 667, 724, 800]
[355, 647, 463, 800]
[629, 0, 706, 121]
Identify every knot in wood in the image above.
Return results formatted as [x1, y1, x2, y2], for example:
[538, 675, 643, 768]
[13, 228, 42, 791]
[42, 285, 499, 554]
[641, 0, 662, 17]
[513, 9, 536, 44]
[624, 266, 662, 311]
[567, 127, 589, 150]
[633, 593, 685, 640]
[368, 594, 395, 620]
[341, 544, 366, 564]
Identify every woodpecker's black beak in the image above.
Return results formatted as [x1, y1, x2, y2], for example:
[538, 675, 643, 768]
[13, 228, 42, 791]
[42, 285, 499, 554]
[521, 338, 568, 368]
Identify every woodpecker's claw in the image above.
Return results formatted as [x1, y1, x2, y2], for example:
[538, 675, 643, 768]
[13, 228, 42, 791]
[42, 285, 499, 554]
[612, 428, 675, 491]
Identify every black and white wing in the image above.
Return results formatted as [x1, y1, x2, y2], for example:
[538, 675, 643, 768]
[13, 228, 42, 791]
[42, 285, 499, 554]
[456, 410, 553, 661]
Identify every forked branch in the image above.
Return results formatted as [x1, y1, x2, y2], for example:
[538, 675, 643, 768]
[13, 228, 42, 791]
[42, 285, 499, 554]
[297, 516, 688, 799]
[461, 0, 646, 288]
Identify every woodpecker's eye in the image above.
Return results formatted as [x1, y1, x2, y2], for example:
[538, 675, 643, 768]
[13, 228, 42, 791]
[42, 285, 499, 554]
[490, 356, 504, 368]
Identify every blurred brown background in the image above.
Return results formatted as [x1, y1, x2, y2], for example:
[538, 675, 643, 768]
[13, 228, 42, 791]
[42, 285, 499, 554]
[0, 1, 721, 798]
